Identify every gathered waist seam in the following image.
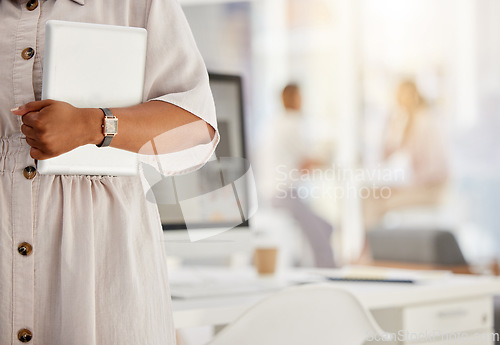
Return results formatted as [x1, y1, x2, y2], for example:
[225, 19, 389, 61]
[0, 137, 30, 156]
[0, 137, 32, 174]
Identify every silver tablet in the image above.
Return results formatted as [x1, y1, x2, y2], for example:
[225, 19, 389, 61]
[39, 20, 147, 176]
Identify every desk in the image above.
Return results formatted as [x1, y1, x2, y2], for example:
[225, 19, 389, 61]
[171, 269, 500, 345]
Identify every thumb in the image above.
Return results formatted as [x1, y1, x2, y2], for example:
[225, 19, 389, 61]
[11, 99, 55, 116]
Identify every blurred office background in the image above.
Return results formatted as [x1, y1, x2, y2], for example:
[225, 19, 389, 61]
[178, 0, 500, 275]
[171, 0, 500, 343]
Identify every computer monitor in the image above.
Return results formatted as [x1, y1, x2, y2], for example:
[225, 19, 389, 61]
[149, 73, 253, 260]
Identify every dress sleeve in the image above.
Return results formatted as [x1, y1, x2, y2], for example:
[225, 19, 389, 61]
[139, 0, 219, 176]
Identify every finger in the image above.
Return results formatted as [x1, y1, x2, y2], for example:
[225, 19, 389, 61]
[11, 99, 54, 116]
[25, 137, 40, 150]
[30, 147, 48, 161]
[20, 112, 39, 128]
[20, 124, 37, 139]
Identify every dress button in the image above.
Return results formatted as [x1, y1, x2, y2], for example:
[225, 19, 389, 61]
[23, 166, 37, 180]
[18, 242, 33, 256]
[26, 0, 38, 11]
[18, 329, 32, 343]
[21, 47, 35, 60]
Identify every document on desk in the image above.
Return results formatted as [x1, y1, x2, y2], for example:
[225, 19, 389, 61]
[305, 266, 452, 284]
[169, 267, 289, 299]
[168, 266, 454, 299]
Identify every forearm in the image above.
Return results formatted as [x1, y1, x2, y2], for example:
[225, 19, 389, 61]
[12, 99, 216, 160]
[87, 100, 216, 154]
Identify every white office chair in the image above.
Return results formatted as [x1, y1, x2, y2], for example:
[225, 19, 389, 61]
[207, 284, 390, 345]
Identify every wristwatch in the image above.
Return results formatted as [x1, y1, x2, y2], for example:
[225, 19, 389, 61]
[96, 108, 118, 148]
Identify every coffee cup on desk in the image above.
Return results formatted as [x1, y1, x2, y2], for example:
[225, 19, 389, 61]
[254, 247, 278, 276]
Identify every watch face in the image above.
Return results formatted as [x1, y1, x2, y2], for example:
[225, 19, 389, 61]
[104, 118, 118, 135]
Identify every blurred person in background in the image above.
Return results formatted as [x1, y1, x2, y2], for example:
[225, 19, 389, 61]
[363, 79, 450, 230]
[273, 84, 322, 177]
[264, 83, 334, 268]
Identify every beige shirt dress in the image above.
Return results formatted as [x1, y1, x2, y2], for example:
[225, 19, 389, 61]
[0, 0, 218, 344]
